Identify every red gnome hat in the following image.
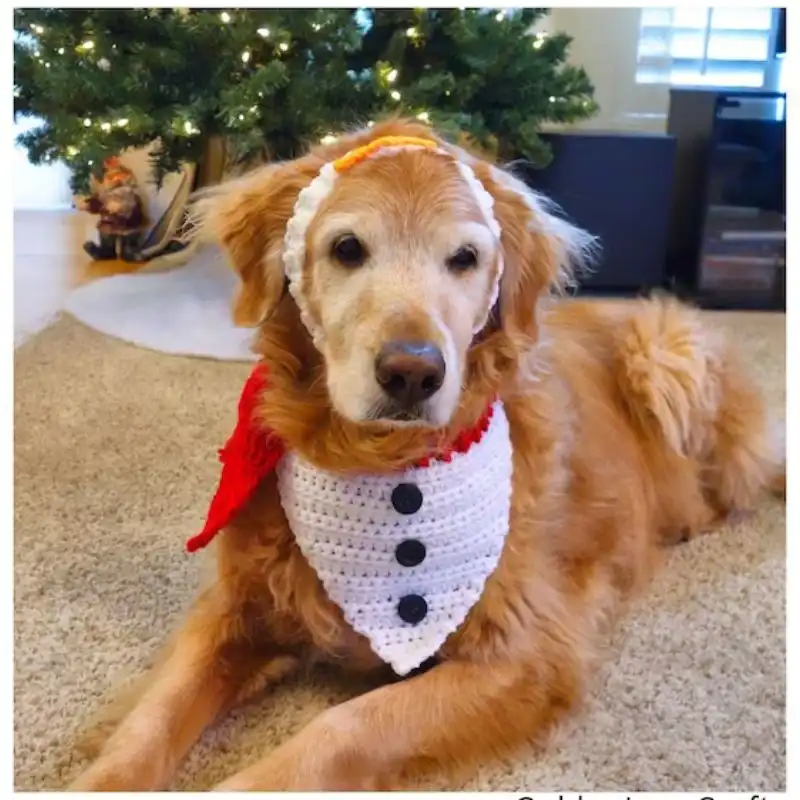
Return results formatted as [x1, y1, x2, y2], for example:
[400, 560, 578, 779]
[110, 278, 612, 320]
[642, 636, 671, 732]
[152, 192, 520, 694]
[101, 156, 137, 189]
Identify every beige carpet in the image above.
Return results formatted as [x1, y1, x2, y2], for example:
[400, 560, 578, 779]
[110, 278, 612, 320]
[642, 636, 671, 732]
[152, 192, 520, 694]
[14, 311, 786, 791]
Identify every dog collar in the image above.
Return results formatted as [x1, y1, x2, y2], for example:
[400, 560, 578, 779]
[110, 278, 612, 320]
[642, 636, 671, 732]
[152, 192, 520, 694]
[282, 135, 504, 347]
[186, 365, 497, 554]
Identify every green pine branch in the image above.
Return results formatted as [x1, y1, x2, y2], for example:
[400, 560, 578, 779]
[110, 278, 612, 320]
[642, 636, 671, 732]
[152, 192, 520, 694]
[14, 8, 597, 194]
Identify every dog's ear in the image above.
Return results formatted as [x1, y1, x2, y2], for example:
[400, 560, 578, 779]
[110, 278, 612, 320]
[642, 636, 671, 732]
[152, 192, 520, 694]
[470, 160, 598, 344]
[192, 157, 323, 327]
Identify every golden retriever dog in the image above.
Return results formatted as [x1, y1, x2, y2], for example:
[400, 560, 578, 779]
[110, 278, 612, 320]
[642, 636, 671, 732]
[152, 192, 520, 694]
[69, 119, 784, 791]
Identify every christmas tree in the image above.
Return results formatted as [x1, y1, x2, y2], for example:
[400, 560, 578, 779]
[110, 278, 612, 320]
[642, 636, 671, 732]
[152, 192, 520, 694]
[356, 8, 597, 163]
[14, 8, 597, 195]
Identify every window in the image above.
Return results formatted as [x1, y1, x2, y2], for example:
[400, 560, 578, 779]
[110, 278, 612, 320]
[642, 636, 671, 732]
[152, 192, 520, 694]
[635, 7, 782, 89]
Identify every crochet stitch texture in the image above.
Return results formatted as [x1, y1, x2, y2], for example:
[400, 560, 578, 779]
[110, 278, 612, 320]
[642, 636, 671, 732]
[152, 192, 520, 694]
[276, 402, 513, 676]
[188, 367, 514, 675]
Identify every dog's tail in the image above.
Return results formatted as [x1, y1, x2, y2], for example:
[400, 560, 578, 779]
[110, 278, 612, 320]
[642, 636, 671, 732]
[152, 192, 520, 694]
[614, 296, 784, 511]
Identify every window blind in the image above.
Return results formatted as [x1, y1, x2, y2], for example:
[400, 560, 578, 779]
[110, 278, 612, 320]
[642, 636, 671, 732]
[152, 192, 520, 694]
[636, 6, 777, 89]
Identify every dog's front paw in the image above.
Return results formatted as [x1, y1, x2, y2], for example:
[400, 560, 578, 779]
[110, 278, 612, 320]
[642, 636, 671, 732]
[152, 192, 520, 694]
[66, 755, 166, 792]
[67, 763, 131, 792]
[213, 731, 386, 791]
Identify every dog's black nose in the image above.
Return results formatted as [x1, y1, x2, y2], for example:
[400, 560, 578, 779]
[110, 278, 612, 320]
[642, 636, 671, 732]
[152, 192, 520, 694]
[375, 341, 445, 407]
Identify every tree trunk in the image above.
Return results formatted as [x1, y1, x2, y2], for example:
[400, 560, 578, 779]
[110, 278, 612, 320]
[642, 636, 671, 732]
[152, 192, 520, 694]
[194, 134, 227, 190]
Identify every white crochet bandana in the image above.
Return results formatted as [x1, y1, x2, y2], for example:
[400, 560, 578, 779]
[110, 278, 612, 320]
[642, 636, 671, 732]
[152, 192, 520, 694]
[276, 401, 513, 676]
[282, 135, 504, 348]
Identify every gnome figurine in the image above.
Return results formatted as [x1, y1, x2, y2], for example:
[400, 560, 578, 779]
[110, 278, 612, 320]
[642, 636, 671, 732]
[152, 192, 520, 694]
[75, 156, 148, 261]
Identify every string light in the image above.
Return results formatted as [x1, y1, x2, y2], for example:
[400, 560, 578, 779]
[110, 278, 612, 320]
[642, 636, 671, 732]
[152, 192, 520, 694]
[386, 69, 398, 83]
[67, 146, 79, 157]
[496, 11, 506, 21]
[241, 49, 251, 63]
[57, 47, 65, 55]
[548, 96, 556, 103]
[279, 42, 289, 52]
[87, 159, 94, 166]
[83, 118, 92, 127]
[390, 90, 401, 101]
[116, 118, 129, 127]
[406, 27, 419, 39]
[416, 111, 430, 122]
[249, 105, 258, 113]
[184, 121, 198, 134]
[320, 133, 337, 145]
[79, 40, 95, 51]
[220, 11, 231, 23]
[257, 27, 270, 37]
[312, 22, 322, 31]
[45, 62, 51, 68]
[34, 50, 40, 57]
[367, 120, 375, 127]
[31, 25, 44, 34]
[100, 122, 111, 132]
[238, 113, 245, 121]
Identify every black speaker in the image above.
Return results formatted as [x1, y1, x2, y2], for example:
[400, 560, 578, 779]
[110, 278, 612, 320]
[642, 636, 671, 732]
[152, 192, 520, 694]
[509, 131, 676, 294]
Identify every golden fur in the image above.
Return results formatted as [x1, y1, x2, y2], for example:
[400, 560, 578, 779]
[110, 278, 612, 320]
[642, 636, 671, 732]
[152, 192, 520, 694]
[69, 120, 784, 791]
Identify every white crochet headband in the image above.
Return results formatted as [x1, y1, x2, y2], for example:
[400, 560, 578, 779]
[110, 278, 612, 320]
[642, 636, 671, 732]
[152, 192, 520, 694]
[282, 135, 504, 347]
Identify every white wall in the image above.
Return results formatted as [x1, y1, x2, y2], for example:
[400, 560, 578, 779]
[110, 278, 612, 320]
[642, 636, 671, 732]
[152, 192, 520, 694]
[541, 7, 670, 133]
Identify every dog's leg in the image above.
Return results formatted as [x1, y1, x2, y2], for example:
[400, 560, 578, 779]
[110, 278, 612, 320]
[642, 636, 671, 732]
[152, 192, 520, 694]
[68, 586, 298, 792]
[214, 657, 576, 791]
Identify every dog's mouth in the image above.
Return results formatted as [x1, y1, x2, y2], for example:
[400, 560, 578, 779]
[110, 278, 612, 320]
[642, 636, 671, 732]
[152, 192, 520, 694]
[367, 400, 434, 427]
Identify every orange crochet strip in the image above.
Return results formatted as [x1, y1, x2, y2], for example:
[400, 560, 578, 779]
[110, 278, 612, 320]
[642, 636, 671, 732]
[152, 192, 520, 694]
[333, 136, 438, 173]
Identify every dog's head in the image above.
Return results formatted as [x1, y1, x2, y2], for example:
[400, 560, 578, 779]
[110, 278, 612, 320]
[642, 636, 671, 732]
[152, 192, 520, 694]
[198, 120, 594, 431]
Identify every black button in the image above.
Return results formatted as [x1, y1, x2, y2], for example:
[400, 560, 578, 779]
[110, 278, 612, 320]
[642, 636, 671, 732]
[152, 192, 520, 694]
[395, 539, 426, 567]
[391, 483, 423, 515]
[397, 594, 428, 625]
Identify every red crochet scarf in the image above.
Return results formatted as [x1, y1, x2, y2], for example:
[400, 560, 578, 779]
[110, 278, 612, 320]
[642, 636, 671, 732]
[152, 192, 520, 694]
[186, 365, 494, 553]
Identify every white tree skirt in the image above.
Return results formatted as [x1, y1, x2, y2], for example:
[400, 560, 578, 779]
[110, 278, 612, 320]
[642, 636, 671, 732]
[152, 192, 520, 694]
[64, 247, 258, 362]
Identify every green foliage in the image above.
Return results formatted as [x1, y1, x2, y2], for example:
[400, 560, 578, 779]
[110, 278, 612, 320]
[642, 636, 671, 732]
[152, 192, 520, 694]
[357, 8, 597, 163]
[14, 8, 597, 194]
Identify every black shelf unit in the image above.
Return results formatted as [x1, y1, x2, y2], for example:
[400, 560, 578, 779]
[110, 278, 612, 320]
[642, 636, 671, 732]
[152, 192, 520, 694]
[665, 88, 785, 311]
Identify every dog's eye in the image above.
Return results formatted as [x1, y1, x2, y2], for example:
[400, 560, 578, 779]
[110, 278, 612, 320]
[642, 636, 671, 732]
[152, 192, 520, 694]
[446, 246, 478, 272]
[331, 234, 367, 268]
